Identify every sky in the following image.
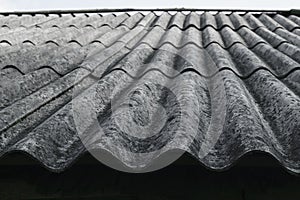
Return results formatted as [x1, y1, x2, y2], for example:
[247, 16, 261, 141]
[0, 0, 299, 12]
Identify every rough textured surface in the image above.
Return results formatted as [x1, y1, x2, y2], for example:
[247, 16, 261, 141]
[0, 11, 300, 173]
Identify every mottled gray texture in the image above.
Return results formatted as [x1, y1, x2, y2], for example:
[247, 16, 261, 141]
[0, 11, 300, 173]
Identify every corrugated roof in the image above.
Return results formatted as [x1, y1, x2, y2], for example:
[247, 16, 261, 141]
[0, 10, 300, 173]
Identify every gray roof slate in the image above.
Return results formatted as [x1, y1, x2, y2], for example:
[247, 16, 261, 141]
[0, 10, 300, 173]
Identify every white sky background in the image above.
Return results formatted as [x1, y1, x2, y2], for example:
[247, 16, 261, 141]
[0, 0, 299, 11]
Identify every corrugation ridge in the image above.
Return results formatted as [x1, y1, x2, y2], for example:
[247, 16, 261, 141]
[258, 14, 285, 32]
[22, 40, 35, 45]
[229, 12, 253, 30]
[0, 65, 85, 105]
[201, 12, 217, 29]
[206, 20, 299, 98]
[216, 24, 300, 77]
[215, 12, 236, 30]
[0, 53, 134, 164]
[31, 15, 72, 29]
[136, 38, 266, 53]
[3, 15, 52, 29]
[84, 16, 148, 47]
[1, 65, 25, 75]
[35, 66, 69, 77]
[127, 24, 269, 50]
[64, 14, 114, 29]
[0, 24, 10, 29]
[95, 21, 130, 30]
[22, 16, 58, 29]
[208, 40, 267, 50]
[28, 25, 126, 47]
[243, 13, 267, 30]
[2, 22, 124, 47]
[106, 44, 174, 77]
[0, 15, 119, 46]
[89, 27, 131, 47]
[121, 17, 171, 51]
[166, 22, 263, 31]
[183, 12, 200, 29]
[1, 36, 292, 78]
[0, 68, 61, 110]
[0, 40, 12, 46]
[290, 26, 300, 32]
[289, 15, 300, 26]
[67, 25, 112, 46]
[67, 24, 79, 29]
[251, 43, 300, 76]
[149, 12, 172, 29]
[32, 15, 59, 26]
[0, 11, 300, 174]
[56, 25, 113, 46]
[59, 15, 93, 29]
[83, 24, 96, 29]
[80, 33, 142, 72]
[242, 70, 300, 161]
[205, 44, 300, 171]
[0, 87, 80, 162]
[219, 26, 247, 48]
[0, 41, 113, 76]
[157, 26, 183, 48]
[119, 12, 144, 29]
[87, 27, 300, 79]
[2, 48, 73, 74]
[251, 27, 300, 62]
[67, 40, 83, 47]
[274, 28, 300, 47]
[44, 40, 59, 46]
[0, 50, 130, 155]
[0, 27, 71, 46]
[219, 42, 299, 151]
[98, 13, 129, 28]
[1, 69, 300, 173]
[236, 24, 300, 62]
[230, 41, 300, 77]
[143, 13, 266, 31]
[0, 64, 218, 164]
[42, 15, 82, 28]
[0, 42, 88, 75]
[93, 34, 300, 79]
[144, 19, 262, 31]
[273, 40, 290, 49]
[168, 12, 186, 29]
[0, 22, 267, 47]
[203, 26, 262, 49]
[134, 12, 156, 28]
[273, 14, 300, 31]
[0, 68, 90, 133]
[101, 65, 300, 80]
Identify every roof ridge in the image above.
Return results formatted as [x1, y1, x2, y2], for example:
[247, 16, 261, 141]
[0, 8, 296, 16]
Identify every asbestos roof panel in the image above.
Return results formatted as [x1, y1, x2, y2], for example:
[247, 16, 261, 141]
[0, 11, 300, 173]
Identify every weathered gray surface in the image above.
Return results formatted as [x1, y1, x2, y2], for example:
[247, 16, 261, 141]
[0, 11, 300, 172]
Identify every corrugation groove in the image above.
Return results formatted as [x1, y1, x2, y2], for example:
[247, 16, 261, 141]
[0, 11, 300, 173]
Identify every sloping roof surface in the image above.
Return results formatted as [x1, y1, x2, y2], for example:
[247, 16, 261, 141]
[0, 10, 300, 172]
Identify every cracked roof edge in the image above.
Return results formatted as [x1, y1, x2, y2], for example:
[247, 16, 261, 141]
[0, 8, 297, 16]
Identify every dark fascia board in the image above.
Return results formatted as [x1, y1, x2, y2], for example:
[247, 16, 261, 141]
[290, 9, 300, 15]
[0, 8, 297, 16]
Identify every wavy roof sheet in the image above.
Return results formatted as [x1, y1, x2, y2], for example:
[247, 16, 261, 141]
[0, 10, 300, 173]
